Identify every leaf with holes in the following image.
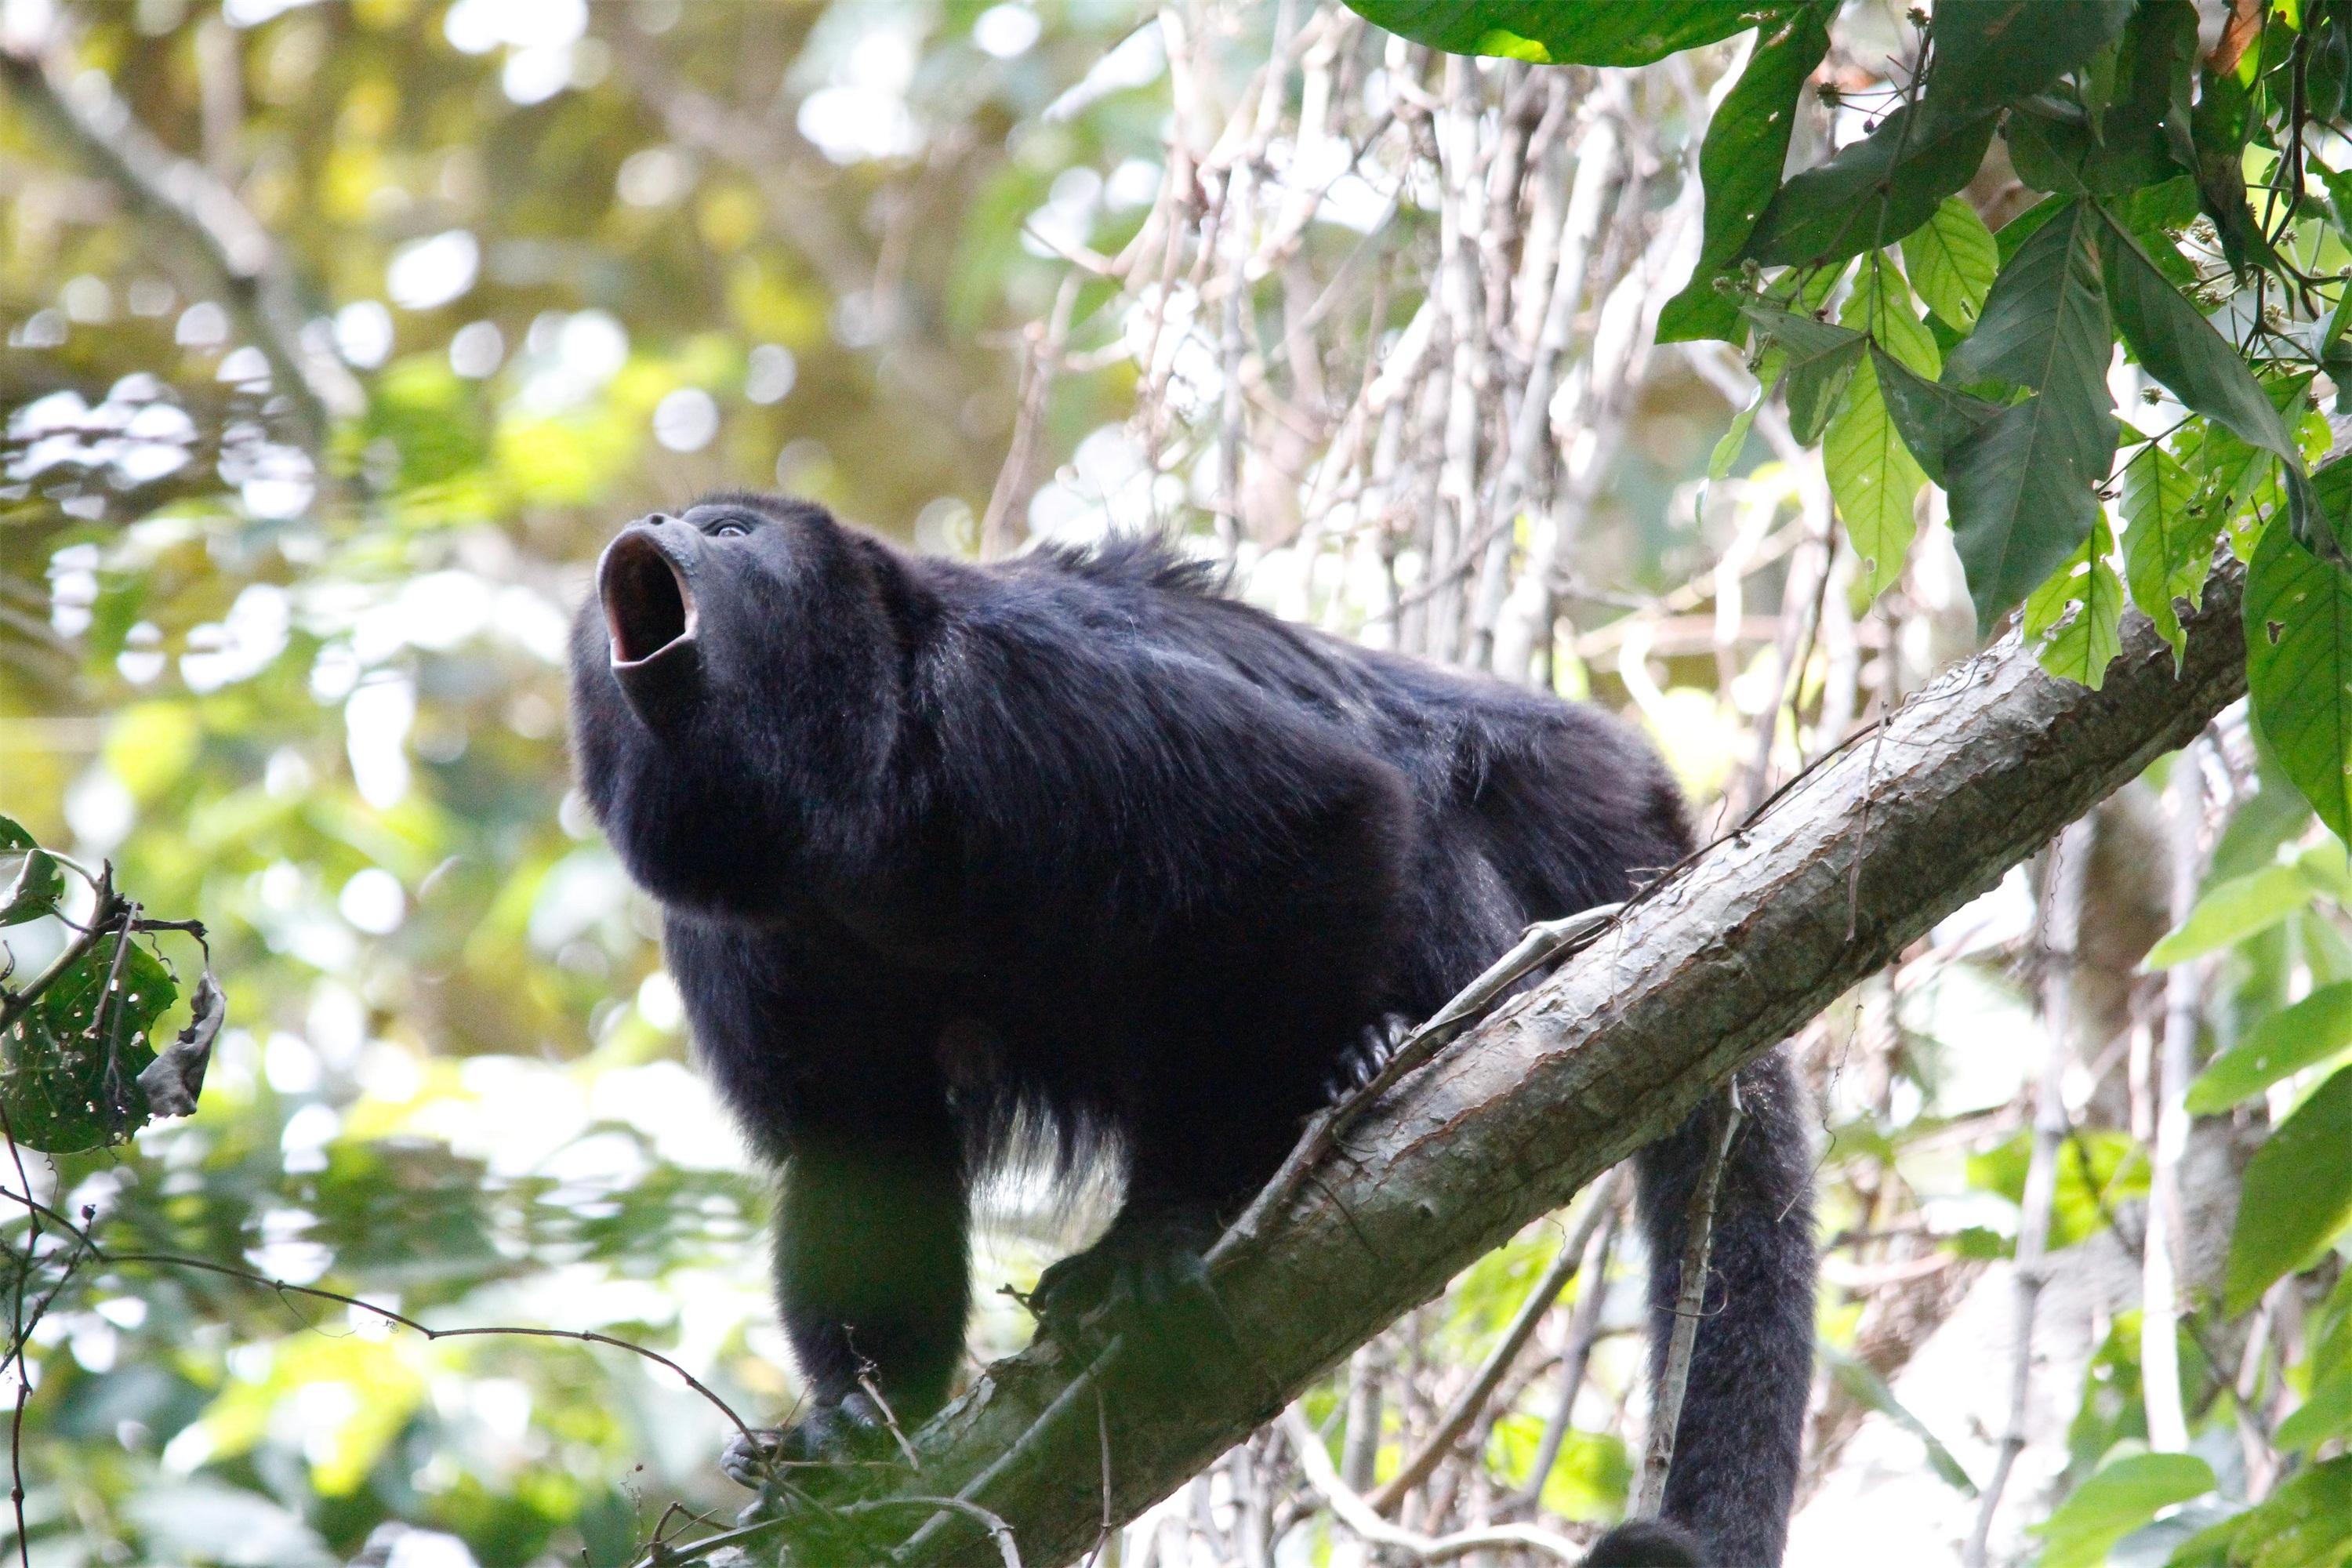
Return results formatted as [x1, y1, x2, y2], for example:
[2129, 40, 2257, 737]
[1659, 3, 1836, 341]
[2227, 1065, 2352, 1313]
[2246, 518, 2352, 844]
[2, 931, 178, 1153]
[2118, 441, 2212, 667]
[1900, 196, 2000, 330]
[2023, 512, 2124, 688]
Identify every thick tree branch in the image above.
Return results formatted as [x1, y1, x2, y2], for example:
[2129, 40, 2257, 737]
[734, 566, 2249, 1568]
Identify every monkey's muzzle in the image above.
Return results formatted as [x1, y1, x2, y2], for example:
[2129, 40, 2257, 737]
[598, 526, 701, 727]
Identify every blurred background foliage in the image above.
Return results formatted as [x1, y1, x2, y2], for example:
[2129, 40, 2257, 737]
[0, 2, 1183, 1563]
[2, 2, 2351, 1567]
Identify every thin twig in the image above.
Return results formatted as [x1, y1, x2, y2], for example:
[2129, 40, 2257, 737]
[981, 273, 1082, 558]
[1366, 1167, 1624, 1513]
[0, 1182, 756, 1444]
[1508, 1200, 1622, 1515]
[1278, 1406, 1587, 1566]
[1964, 818, 2094, 1566]
[2143, 746, 2205, 1453]
[1630, 1086, 1744, 1519]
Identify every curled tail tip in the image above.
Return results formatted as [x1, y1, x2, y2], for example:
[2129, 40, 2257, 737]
[1584, 1519, 1708, 1567]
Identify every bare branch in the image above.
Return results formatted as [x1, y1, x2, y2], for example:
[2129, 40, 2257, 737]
[1278, 1406, 1588, 1566]
[2140, 743, 2205, 1454]
[1965, 816, 2094, 1566]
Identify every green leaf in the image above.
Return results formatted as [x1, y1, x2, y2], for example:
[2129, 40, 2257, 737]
[1900, 196, 2000, 330]
[2030, 1451, 2214, 1568]
[0, 815, 34, 852]
[2227, 1065, 2352, 1312]
[1, 931, 177, 1154]
[1700, 350, 1783, 525]
[1819, 1342, 1976, 1495]
[1946, 394, 2110, 639]
[2078, 0, 2199, 192]
[2023, 511, 2124, 688]
[1872, 347, 2000, 485]
[1939, 201, 2118, 637]
[1994, 194, 2067, 266]
[1842, 252, 1940, 376]
[1822, 257, 1938, 603]
[2002, 100, 2097, 197]
[1826, 355, 1929, 607]
[1943, 200, 2113, 416]
[1741, 103, 1998, 270]
[2097, 206, 2336, 566]
[2187, 39, 2282, 282]
[1338, 1, 1779, 66]
[2246, 520, 2352, 844]
[2209, 737, 2316, 885]
[1740, 306, 1866, 444]
[2146, 862, 2318, 968]
[0, 850, 64, 927]
[1659, 3, 1835, 342]
[2278, 1364, 2352, 1451]
[2164, 1456, 2352, 1568]
[1999, 3, 2194, 198]
[2119, 441, 2213, 669]
[1969, 1127, 2147, 1249]
[1922, 1, 2136, 112]
[2188, 980, 2352, 1112]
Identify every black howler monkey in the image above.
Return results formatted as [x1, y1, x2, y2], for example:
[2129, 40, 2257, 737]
[569, 493, 1816, 1566]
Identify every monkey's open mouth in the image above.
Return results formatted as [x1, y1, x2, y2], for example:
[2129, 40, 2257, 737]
[600, 531, 697, 666]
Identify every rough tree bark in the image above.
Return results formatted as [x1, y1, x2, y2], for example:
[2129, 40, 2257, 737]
[730, 568, 2250, 1568]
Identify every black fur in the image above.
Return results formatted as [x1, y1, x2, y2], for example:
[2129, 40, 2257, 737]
[568, 495, 1816, 1565]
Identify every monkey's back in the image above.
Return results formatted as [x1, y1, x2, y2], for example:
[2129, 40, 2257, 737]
[965, 539, 1693, 1016]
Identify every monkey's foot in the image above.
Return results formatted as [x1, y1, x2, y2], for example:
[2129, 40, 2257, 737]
[1033, 1209, 1234, 1370]
[718, 1393, 889, 1489]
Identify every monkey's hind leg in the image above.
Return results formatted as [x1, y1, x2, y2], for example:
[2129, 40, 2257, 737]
[727, 1112, 971, 1485]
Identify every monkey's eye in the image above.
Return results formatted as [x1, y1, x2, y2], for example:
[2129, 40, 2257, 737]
[710, 520, 751, 539]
